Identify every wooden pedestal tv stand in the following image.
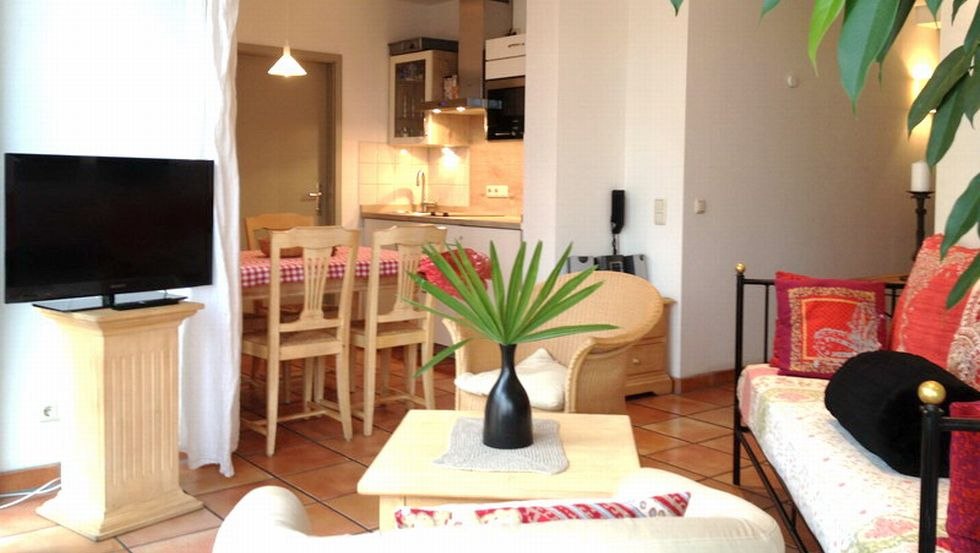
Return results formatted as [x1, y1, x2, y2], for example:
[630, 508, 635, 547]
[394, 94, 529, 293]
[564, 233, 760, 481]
[35, 302, 203, 541]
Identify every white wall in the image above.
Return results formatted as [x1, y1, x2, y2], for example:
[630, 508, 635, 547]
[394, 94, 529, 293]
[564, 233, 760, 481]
[623, 0, 689, 377]
[526, 0, 935, 380]
[236, 0, 460, 229]
[0, 1, 209, 472]
[937, 0, 979, 247]
[523, 0, 629, 263]
[678, 0, 933, 375]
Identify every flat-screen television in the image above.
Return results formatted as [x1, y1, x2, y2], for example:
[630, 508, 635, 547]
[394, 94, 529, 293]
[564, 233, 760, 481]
[4, 153, 214, 311]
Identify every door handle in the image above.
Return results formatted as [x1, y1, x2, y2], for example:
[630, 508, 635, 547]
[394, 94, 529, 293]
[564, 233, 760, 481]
[305, 186, 323, 214]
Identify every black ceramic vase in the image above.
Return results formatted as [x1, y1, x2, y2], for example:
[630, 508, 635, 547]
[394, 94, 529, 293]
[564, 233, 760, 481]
[482, 343, 534, 449]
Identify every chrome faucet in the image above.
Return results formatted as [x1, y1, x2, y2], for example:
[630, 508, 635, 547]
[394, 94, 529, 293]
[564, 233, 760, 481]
[416, 169, 437, 213]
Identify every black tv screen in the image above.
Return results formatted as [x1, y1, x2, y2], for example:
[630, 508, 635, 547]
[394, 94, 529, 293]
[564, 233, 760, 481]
[4, 153, 214, 309]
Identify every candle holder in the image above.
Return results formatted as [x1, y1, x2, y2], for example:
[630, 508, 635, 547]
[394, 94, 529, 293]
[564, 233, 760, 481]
[909, 190, 934, 258]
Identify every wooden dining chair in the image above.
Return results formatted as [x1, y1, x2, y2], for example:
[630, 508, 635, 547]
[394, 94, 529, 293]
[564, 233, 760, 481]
[241, 226, 359, 456]
[242, 211, 316, 398]
[349, 224, 447, 436]
[244, 212, 315, 250]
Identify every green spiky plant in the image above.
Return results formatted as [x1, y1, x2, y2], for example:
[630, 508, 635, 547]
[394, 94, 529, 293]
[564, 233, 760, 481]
[409, 241, 616, 375]
[670, 0, 979, 306]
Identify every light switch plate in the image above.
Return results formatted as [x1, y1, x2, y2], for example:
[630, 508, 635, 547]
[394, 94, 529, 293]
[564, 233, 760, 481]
[654, 198, 666, 225]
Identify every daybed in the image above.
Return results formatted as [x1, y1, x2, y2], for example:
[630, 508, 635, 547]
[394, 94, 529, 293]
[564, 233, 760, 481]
[731, 240, 980, 553]
[212, 468, 783, 553]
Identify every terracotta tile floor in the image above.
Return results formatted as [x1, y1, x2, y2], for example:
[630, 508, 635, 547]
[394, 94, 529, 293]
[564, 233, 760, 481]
[0, 356, 819, 552]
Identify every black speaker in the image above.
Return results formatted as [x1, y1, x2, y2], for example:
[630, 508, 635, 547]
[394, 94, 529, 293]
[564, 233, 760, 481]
[611, 190, 625, 234]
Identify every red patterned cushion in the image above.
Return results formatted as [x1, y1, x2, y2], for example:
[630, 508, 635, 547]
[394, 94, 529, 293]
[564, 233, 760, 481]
[947, 284, 980, 392]
[769, 271, 808, 367]
[393, 493, 691, 529]
[892, 234, 979, 368]
[774, 273, 886, 379]
[937, 401, 980, 552]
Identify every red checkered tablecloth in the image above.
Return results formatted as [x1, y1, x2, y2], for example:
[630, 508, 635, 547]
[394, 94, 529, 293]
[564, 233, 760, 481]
[240, 247, 400, 288]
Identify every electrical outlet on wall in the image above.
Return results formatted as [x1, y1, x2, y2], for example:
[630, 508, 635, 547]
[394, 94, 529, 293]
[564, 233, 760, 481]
[485, 185, 509, 198]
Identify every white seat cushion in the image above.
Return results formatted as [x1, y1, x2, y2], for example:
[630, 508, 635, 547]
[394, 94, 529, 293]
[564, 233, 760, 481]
[454, 348, 568, 411]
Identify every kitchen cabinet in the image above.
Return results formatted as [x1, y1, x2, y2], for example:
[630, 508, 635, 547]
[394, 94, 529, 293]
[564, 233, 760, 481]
[389, 50, 457, 145]
[485, 34, 525, 80]
[624, 299, 674, 396]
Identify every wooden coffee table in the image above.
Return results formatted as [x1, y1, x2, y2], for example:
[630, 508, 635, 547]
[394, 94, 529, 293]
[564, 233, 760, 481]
[357, 410, 640, 530]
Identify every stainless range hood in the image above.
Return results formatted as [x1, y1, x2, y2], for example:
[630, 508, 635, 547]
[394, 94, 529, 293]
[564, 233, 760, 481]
[420, 0, 511, 113]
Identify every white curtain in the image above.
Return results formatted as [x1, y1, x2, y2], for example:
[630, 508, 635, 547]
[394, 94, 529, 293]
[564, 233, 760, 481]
[180, 0, 241, 477]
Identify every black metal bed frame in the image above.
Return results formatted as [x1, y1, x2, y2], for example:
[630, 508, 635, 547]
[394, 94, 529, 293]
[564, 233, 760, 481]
[732, 264, 980, 552]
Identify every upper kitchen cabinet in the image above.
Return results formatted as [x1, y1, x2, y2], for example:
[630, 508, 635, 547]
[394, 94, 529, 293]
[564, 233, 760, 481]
[485, 33, 525, 80]
[388, 49, 457, 145]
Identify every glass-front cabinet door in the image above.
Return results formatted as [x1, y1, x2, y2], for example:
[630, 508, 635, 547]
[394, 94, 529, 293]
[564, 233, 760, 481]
[388, 50, 457, 145]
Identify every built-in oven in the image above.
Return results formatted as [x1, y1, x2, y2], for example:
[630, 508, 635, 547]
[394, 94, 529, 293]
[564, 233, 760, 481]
[485, 77, 524, 140]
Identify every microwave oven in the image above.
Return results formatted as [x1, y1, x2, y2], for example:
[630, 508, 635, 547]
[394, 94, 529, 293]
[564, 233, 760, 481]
[485, 77, 524, 140]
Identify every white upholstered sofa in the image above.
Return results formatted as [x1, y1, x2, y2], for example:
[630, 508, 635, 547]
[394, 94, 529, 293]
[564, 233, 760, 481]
[212, 468, 783, 553]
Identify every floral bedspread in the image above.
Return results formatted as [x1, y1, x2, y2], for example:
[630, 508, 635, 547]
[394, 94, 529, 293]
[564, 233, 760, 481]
[738, 365, 951, 553]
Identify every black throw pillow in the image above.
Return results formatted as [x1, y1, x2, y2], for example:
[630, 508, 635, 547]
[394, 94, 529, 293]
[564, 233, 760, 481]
[824, 350, 980, 477]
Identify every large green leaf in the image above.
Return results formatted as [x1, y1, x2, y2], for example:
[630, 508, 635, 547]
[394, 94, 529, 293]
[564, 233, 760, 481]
[415, 338, 469, 376]
[926, 0, 942, 18]
[926, 78, 967, 165]
[941, 174, 980, 256]
[964, 66, 980, 123]
[875, 0, 915, 69]
[909, 46, 972, 132]
[670, 0, 683, 15]
[837, 0, 901, 108]
[947, 254, 980, 308]
[953, 0, 969, 21]
[762, 0, 782, 17]
[809, 0, 846, 71]
[966, 5, 980, 54]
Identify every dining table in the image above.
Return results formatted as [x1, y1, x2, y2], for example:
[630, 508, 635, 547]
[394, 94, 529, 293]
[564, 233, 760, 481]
[240, 246, 400, 302]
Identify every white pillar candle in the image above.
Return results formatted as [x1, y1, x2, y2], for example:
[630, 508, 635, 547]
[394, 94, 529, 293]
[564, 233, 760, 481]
[911, 160, 932, 192]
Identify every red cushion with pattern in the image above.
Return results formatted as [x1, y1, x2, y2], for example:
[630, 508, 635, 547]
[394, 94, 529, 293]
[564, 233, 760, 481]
[936, 401, 980, 552]
[891, 235, 979, 368]
[946, 283, 980, 392]
[769, 271, 808, 367]
[774, 274, 886, 379]
[393, 493, 691, 529]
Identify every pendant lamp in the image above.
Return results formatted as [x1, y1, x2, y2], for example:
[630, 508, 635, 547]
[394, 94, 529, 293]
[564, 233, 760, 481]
[268, 0, 306, 78]
[268, 43, 306, 77]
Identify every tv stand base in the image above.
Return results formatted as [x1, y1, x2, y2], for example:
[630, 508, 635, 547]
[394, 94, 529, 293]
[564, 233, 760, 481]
[35, 302, 203, 541]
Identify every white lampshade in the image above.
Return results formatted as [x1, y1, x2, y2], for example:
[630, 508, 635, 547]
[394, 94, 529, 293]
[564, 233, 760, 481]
[268, 45, 307, 77]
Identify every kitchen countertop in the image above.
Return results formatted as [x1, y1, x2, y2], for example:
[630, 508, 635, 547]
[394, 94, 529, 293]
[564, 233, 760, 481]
[361, 209, 522, 230]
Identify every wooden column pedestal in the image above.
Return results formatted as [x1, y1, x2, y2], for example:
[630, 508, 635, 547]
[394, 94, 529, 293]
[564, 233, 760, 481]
[35, 302, 203, 541]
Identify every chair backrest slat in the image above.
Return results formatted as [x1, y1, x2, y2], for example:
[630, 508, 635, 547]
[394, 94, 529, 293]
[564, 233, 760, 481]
[268, 226, 359, 338]
[366, 225, 447, 330]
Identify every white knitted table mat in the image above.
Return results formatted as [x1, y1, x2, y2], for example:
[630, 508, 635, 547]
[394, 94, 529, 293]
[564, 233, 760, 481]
[433, 417, 568, 474]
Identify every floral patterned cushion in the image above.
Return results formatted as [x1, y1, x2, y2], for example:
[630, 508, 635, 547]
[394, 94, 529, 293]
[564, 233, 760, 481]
[773, 273, 886, 379]
[946, 283, 980, 392]
[394, 493, 691, 529]
[891, 234, 978, 368]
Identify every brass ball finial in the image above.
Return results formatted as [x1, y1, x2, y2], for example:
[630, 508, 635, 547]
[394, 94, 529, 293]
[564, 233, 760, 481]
[918, 381, 946, 405]
[735, 263, 746, 274]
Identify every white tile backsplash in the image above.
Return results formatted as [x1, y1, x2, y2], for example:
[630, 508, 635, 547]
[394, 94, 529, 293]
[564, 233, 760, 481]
[357, 141, 470, 208]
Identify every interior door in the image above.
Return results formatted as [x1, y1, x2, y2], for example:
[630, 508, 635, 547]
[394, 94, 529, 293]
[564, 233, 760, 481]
[236, 52, 335, 246]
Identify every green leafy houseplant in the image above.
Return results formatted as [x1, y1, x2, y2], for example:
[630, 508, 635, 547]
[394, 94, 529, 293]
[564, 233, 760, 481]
[408, 241, 614, 448]
[670, 0, 980, 306]
[411, 241, 615, 371]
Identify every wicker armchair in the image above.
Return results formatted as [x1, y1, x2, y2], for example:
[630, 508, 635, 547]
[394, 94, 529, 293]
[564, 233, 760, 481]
[446, 271, 664, 415]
